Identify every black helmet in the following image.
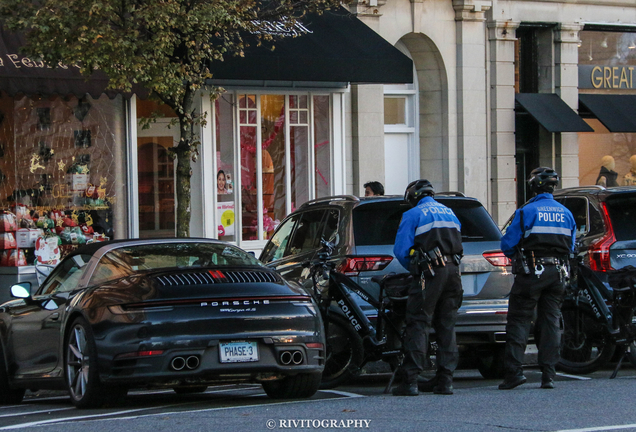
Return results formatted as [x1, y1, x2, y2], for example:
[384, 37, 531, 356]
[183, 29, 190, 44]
[528, 167, 559, 194]
[404, 179, 435, 207]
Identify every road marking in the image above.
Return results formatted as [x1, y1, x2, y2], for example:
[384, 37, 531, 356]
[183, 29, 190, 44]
[0, 407, 74, 418]
[319, 389, 366, 398]
[4, 390, 365, 429]
[0, 406, 178, 430]
[555, 372, 592, 380]
[85, 395, 361, 423]
[555, 424, 636, 432]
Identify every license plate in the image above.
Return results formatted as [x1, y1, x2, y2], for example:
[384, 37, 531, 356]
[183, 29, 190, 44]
[219, 341, 259, 363]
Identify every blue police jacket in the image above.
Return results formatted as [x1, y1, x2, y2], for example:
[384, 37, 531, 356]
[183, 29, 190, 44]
[393, 196, 463, 270]
[501, 193, 576, 258]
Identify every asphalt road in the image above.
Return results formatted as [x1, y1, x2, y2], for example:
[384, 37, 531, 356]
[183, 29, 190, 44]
[2, 365, 636, 432]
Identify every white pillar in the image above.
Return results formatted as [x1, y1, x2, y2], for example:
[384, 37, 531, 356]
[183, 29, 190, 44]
[488, 20, 519, 226]
[453, 0, 492, 205]
[555, 23, 583, 189]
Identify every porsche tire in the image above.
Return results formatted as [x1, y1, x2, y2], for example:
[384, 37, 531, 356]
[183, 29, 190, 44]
[262, 373, 321, 399]
[65, 317, 106, 409]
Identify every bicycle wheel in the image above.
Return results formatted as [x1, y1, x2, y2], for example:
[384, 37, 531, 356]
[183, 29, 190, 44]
[558, 304, 615, 375]
[320, 314, 364, 389]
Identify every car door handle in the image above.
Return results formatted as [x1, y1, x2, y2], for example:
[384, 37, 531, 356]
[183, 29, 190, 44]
[49, 313, 60, 321]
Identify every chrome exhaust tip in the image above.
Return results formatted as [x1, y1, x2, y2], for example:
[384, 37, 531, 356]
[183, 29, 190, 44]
[280, 351, 292, 365]
[292, 350, 303, 365]
[171, 356, 186, 371]
[186, 355, 200, 370]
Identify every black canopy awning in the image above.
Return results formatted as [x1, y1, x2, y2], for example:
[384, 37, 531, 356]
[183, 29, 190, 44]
[208, 7, 413, 85]
[0, 25, 114, 98]
[515, 93, 594, 133]
[579, 94, 636, 133]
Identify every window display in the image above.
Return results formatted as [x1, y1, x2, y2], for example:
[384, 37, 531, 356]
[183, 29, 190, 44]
[216, 96, 236, 242]
[578, 31, 636, 187]
[0, 92, 127, 266]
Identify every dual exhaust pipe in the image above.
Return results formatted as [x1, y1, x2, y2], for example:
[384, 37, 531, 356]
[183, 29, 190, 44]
[280, 350, 304, 365]
[170, 355, 200, 371]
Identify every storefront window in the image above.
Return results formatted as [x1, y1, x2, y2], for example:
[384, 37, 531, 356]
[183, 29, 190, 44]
[136, 100, 178, 238]
[216, 95, 236, 242]
[239, 94, 259, 240]
[578, 30, 636, 188]
[216, 91, 333, 244]
[290, 95, 310, 214]
[313, 95, 331, 198]
[0, 92, 127, 266]
[261, 95, 286, 240]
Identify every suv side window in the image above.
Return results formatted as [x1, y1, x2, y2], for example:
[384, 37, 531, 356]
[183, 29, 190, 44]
[588, 202, 604, 236]
[260, 215, 299, 263]
[322, 209, 340, 245]
[287, 210, 326, 256]
[563, 197, 588, 237]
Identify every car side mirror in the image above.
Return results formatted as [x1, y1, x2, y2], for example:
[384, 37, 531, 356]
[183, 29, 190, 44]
[11, 283, 32, 299]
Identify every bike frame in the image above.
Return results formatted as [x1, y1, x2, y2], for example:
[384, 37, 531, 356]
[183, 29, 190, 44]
[311, 263, 405, 360]
[573, 264, 616, 332]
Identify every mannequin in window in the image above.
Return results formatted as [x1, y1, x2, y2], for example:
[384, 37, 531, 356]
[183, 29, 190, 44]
[624, 155, 636, 186]
[596, 155, 619, 187]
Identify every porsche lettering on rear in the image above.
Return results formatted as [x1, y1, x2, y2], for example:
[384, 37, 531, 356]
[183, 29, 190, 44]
[201, 300, 270, 307]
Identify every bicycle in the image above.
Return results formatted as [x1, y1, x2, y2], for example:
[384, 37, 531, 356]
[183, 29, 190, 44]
[304, 239, 411, 390]
[558, 261, 636, 378]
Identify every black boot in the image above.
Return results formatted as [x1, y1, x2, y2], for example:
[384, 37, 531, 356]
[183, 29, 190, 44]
[433, 377, 453, 395]
[392, 382, 419, 396]
[417, 376, 438, 392]
[498, 374, 527, 390]
[541, 374, 554, 389]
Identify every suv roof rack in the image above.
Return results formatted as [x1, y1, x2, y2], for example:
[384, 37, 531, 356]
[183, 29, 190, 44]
[300, 195, 360, 208]
[558, 185, 606, 193]
[436, 191, 466, 197]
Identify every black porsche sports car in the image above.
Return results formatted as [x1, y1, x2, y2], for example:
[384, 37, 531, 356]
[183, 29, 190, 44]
[0, 239, 325, 408]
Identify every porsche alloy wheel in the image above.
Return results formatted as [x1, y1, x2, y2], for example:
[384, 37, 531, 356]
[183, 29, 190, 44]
[65, 317, 105, 408]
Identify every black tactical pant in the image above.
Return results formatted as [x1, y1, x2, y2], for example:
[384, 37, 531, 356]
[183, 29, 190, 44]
[398, 263, 463, 385]
[504, 264, 565, 379]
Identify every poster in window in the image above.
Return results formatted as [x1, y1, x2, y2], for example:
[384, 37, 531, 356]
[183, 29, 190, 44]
[217, 202, 235, 237]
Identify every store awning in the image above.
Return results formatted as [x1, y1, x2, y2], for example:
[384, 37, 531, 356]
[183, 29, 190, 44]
[579, 94, 636, 133]
[208, 7, 413, 85]
[515, 93, 594, 133]
[0, 25, 115, 98]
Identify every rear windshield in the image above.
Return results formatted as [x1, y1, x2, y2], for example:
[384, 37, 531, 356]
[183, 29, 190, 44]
[605, 194, 636, 241]
[353, 199, 501, 246]
[90, 243, 262, 286]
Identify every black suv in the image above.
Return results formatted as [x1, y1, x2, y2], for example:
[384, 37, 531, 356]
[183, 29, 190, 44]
[552, 186, 636, 276]
[259, 194, 514, 378]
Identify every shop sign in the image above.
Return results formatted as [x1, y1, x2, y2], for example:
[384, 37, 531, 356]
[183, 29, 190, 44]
[249, 19, 312, 37]
[579, 65, 636, 89]
[0, 53, 76, 70]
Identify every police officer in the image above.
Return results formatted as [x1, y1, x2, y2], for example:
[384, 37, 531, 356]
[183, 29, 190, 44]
[392, 179, 463, 396]
[499, 167, 576, 390]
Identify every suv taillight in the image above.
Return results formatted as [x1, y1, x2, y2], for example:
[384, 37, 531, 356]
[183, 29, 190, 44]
[483, 251, 512, 267]
[337, 256, 393, 276]
[588, 202, 616, 272]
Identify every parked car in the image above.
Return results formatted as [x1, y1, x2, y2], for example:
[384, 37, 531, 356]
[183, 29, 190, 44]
[552, 185, 636, 276]
[0, 239, 325, 408]
[259, 194, 513, 379]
